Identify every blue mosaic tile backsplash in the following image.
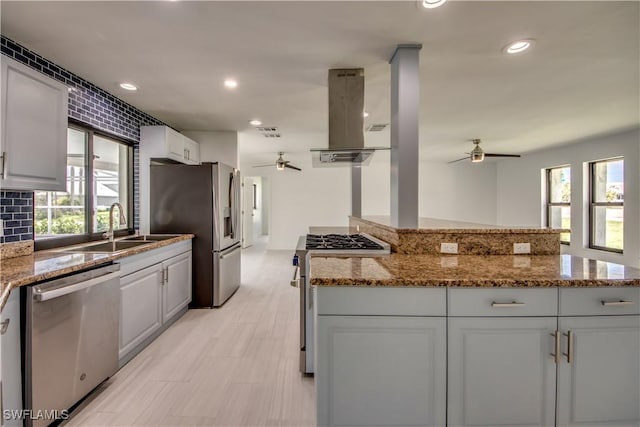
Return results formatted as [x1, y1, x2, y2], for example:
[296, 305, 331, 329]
[1, 35, 168, 243]
[0, 191, 33, 242]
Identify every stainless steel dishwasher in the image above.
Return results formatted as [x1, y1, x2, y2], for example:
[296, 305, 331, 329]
[25, 263, 120, 427]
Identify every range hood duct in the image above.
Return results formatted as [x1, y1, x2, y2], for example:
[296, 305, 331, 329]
[311, 68, 387, 167]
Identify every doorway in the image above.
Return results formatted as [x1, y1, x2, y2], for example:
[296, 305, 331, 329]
[242, 176, 269, 248]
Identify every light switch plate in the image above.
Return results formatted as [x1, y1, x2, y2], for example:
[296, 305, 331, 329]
[514, 242, 531, 254]
[0, 219, 3, 237]
[441, 242, 458, 254]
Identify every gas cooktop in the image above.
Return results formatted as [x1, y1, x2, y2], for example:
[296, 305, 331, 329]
[306, 233, 385, 250]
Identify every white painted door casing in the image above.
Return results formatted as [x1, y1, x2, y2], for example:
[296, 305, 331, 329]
[162, 251, 192, 322]
[316, 315, 447, 427]
[448, 317, 558, 427]
[556, 315, 640, 427]
[1, 55, 68, 191]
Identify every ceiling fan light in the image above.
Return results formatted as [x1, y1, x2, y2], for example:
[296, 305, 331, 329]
[276, 162, 285, 171]
[471, 152, 484, 162]
[470, 144, 485, 162]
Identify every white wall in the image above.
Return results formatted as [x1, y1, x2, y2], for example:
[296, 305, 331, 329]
[497, 127, 640, 267]
[239, 151, 351, 250]
[183, 130, 238, 168]
[363, 150, 499, 225]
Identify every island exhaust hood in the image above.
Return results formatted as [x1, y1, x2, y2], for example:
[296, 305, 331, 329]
[311, 68, 388, 167]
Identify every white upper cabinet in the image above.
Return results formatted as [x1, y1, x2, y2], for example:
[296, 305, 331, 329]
[140, 125, 200, 165]
[1, 56, 68, 191]
[182, 136, 200, 165]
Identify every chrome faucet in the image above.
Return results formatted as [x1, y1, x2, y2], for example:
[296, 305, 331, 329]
[103, 202, 126, 242]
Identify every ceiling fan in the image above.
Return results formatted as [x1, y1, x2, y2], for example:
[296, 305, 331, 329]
[448, 139, 521, 163]
[253, 152, 302, 171]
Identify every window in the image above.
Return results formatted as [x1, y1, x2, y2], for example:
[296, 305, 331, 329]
[589, 158, 624, 253]
[546, 166, 571, 244]
[35, 124, 132, 246]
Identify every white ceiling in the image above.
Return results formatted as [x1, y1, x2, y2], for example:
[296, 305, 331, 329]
[1, 1, 638, 164]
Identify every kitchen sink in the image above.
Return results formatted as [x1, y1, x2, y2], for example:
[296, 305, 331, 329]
[122, 234, 181, 242]
[63, 240, 153, 253]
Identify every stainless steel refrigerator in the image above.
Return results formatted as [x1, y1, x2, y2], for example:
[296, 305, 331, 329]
[150, 162, 241, 307]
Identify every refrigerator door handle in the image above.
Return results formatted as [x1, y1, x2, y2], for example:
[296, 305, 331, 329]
[229, 171, 236, 239]
[219, 243, 241, 259]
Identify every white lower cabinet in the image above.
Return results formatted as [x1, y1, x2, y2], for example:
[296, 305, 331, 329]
[556, 316, 640, 427]
[316, 315, 447, 427]
[1, 290, 23, 427]
[118, 240, 192, 364]
[119, 263, 163, 359]
[447, 317, 557, 427]
[162, 251, 192, 322]
[314, 286, 640, 427]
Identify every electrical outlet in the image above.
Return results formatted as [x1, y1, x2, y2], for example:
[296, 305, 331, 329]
[440, 256, 458, 267]
[440, 242, 458, 254]
[513, 257, 531, 268]
[514, 242, 531, 254]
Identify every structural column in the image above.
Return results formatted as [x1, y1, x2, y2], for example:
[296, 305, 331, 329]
[389, 44, 421, 228]
[351, 164, 362, 218]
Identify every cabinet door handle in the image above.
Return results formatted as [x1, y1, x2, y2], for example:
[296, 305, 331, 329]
[165, 268, 169, 284]
[563, 330, 573, 363]
[1, 151, 6, 179]
[601, 299, 634, 307]
[491, 301, 526, 308]
[0, 318, 9, 335]
[550, 331, 560, 364]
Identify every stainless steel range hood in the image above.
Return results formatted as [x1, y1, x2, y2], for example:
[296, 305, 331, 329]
[311, 68, 387, 167]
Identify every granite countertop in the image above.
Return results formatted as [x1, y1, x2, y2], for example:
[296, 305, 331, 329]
[352, 215, 567, 234]
[310, 254, 640, 287]
[0, 235, 194, 311]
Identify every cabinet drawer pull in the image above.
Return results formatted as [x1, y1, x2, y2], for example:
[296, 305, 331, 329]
[0, 318, 9, 335]
[550, 331, 560, 364]
[563, 330, 573, 364]
[491, 301, 526, 308]
[601, 299, 634, 307]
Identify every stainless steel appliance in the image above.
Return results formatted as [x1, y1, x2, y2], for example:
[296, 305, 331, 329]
[25, 264, 121, 427]
[150, 162, 241, 307]
[293, 232, 390, 374]
[310, 69, 389, 167]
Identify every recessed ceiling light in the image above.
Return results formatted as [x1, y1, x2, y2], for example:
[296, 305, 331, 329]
[503, 39, 534, 54]
[363, 111, 370, 118]
[119, 82, 138, 91]
[224, 79, 238, 89]
[249, 119, 262, 126]
[422, 0, 447, 9]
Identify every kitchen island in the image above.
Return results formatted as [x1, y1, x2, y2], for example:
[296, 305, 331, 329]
[311, 253, 640, 427]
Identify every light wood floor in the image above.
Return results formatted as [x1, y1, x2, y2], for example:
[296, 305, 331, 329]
[66, 238, 315, 427]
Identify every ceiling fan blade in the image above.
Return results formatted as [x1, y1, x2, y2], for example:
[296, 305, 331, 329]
[484, 153, 521, 158]
[284, 163, 302, 171]
[252, 164, 275, 168]
[447, 156, 471, 164]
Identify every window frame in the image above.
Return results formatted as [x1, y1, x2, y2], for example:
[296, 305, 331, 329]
[34, 120, 134, 251]
[588, 157, 624, 254]
[545, 166, 571, 245]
